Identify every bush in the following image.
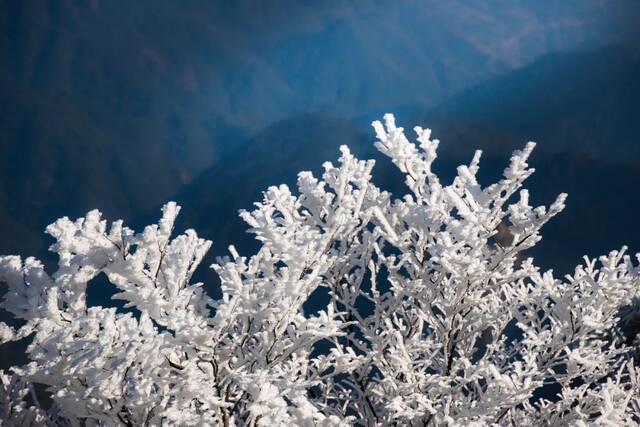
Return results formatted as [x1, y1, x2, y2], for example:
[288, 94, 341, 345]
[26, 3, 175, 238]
[1, 115, 639, 425]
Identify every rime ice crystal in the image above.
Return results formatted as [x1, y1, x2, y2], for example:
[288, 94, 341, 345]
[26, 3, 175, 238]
[1, 115, 639, 425]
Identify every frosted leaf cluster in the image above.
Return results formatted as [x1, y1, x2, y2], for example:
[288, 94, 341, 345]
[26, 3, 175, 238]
[1, 114, 640, 425]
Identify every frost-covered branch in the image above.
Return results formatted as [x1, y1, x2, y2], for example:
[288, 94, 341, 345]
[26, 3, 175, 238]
[1, 115, 639, 426]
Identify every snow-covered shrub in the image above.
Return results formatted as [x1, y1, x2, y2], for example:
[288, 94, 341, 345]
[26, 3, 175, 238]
[1, 114, 639, 425]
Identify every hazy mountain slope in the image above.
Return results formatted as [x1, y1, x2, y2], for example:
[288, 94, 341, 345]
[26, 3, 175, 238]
[1, 1, 638, 264]
[0, 67, 234, 258]
[427, 44, 640, 161]
[5, 0, 638, 268]
[0, 78, 130, 257]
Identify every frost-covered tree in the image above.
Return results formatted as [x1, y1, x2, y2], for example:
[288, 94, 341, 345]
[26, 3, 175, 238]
[1, 114, 640, 426]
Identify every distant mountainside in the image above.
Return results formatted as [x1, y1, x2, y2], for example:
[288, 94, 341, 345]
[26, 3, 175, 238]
[424, 44, 640, 162]
[4, 1, 630, 260]
[1, 1, 639, 271]
[6, 1, 624, 139]
[0, 70, 239, 259]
